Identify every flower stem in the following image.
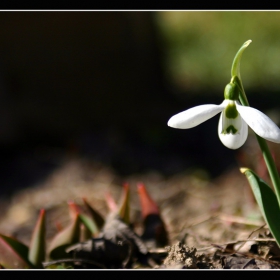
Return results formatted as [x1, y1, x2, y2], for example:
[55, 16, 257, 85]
[231, 40, 280, 206]
[255, 135, 280, 205]
[235, 75, 280, 206]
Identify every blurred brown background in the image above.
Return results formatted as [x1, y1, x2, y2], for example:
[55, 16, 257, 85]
[0, 11, 279, 196]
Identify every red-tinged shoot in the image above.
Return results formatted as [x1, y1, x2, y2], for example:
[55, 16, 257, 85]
[105, 191, 118, 212]
[82, 197, 105, 229]
[28, 209, 46, 268]
[137, 183, 159, 219]
[68, 200, 82, 220]
[137, 183, 169, 247]
[118, 183, 130, 224]
[48, 212, 80, 260]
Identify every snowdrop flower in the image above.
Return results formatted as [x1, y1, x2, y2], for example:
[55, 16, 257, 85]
[168, 82, 280, 149]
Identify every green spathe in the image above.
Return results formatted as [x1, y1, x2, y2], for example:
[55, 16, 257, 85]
[231, 40, 252, 80]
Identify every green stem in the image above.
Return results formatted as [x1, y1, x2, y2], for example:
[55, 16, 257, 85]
[255, 135, 280, 205]
[235, 75, 280, 206]
[230, 40, 280, 206]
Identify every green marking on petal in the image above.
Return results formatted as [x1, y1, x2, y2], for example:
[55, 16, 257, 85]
[220, 103, 242, 136]
[225, 103, 238, 119]
[224, 125, 238, 134]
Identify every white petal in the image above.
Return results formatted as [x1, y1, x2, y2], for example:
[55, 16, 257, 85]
[236, 103, 280, 143]
[218, 112, 248, 149]
[167, 100, 228, 129]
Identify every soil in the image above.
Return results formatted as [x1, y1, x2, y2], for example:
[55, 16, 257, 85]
[1, 137, 280, 269]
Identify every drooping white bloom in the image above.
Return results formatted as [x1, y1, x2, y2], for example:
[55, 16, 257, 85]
[167, 84, 280, 149]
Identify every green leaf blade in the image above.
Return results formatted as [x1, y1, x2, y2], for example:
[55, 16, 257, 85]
[78, 213, 98, 236]
[28, 209, 46, 268]
[0, 234, 33, 269]
[48, 214, 80, 260]
[82, 198, 105, 229]
[241, 168, 280, 247]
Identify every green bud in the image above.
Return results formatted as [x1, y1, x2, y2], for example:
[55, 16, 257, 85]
[224, 83, 239, 100]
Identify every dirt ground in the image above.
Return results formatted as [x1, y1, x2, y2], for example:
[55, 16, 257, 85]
[1, 136, 280, 269]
